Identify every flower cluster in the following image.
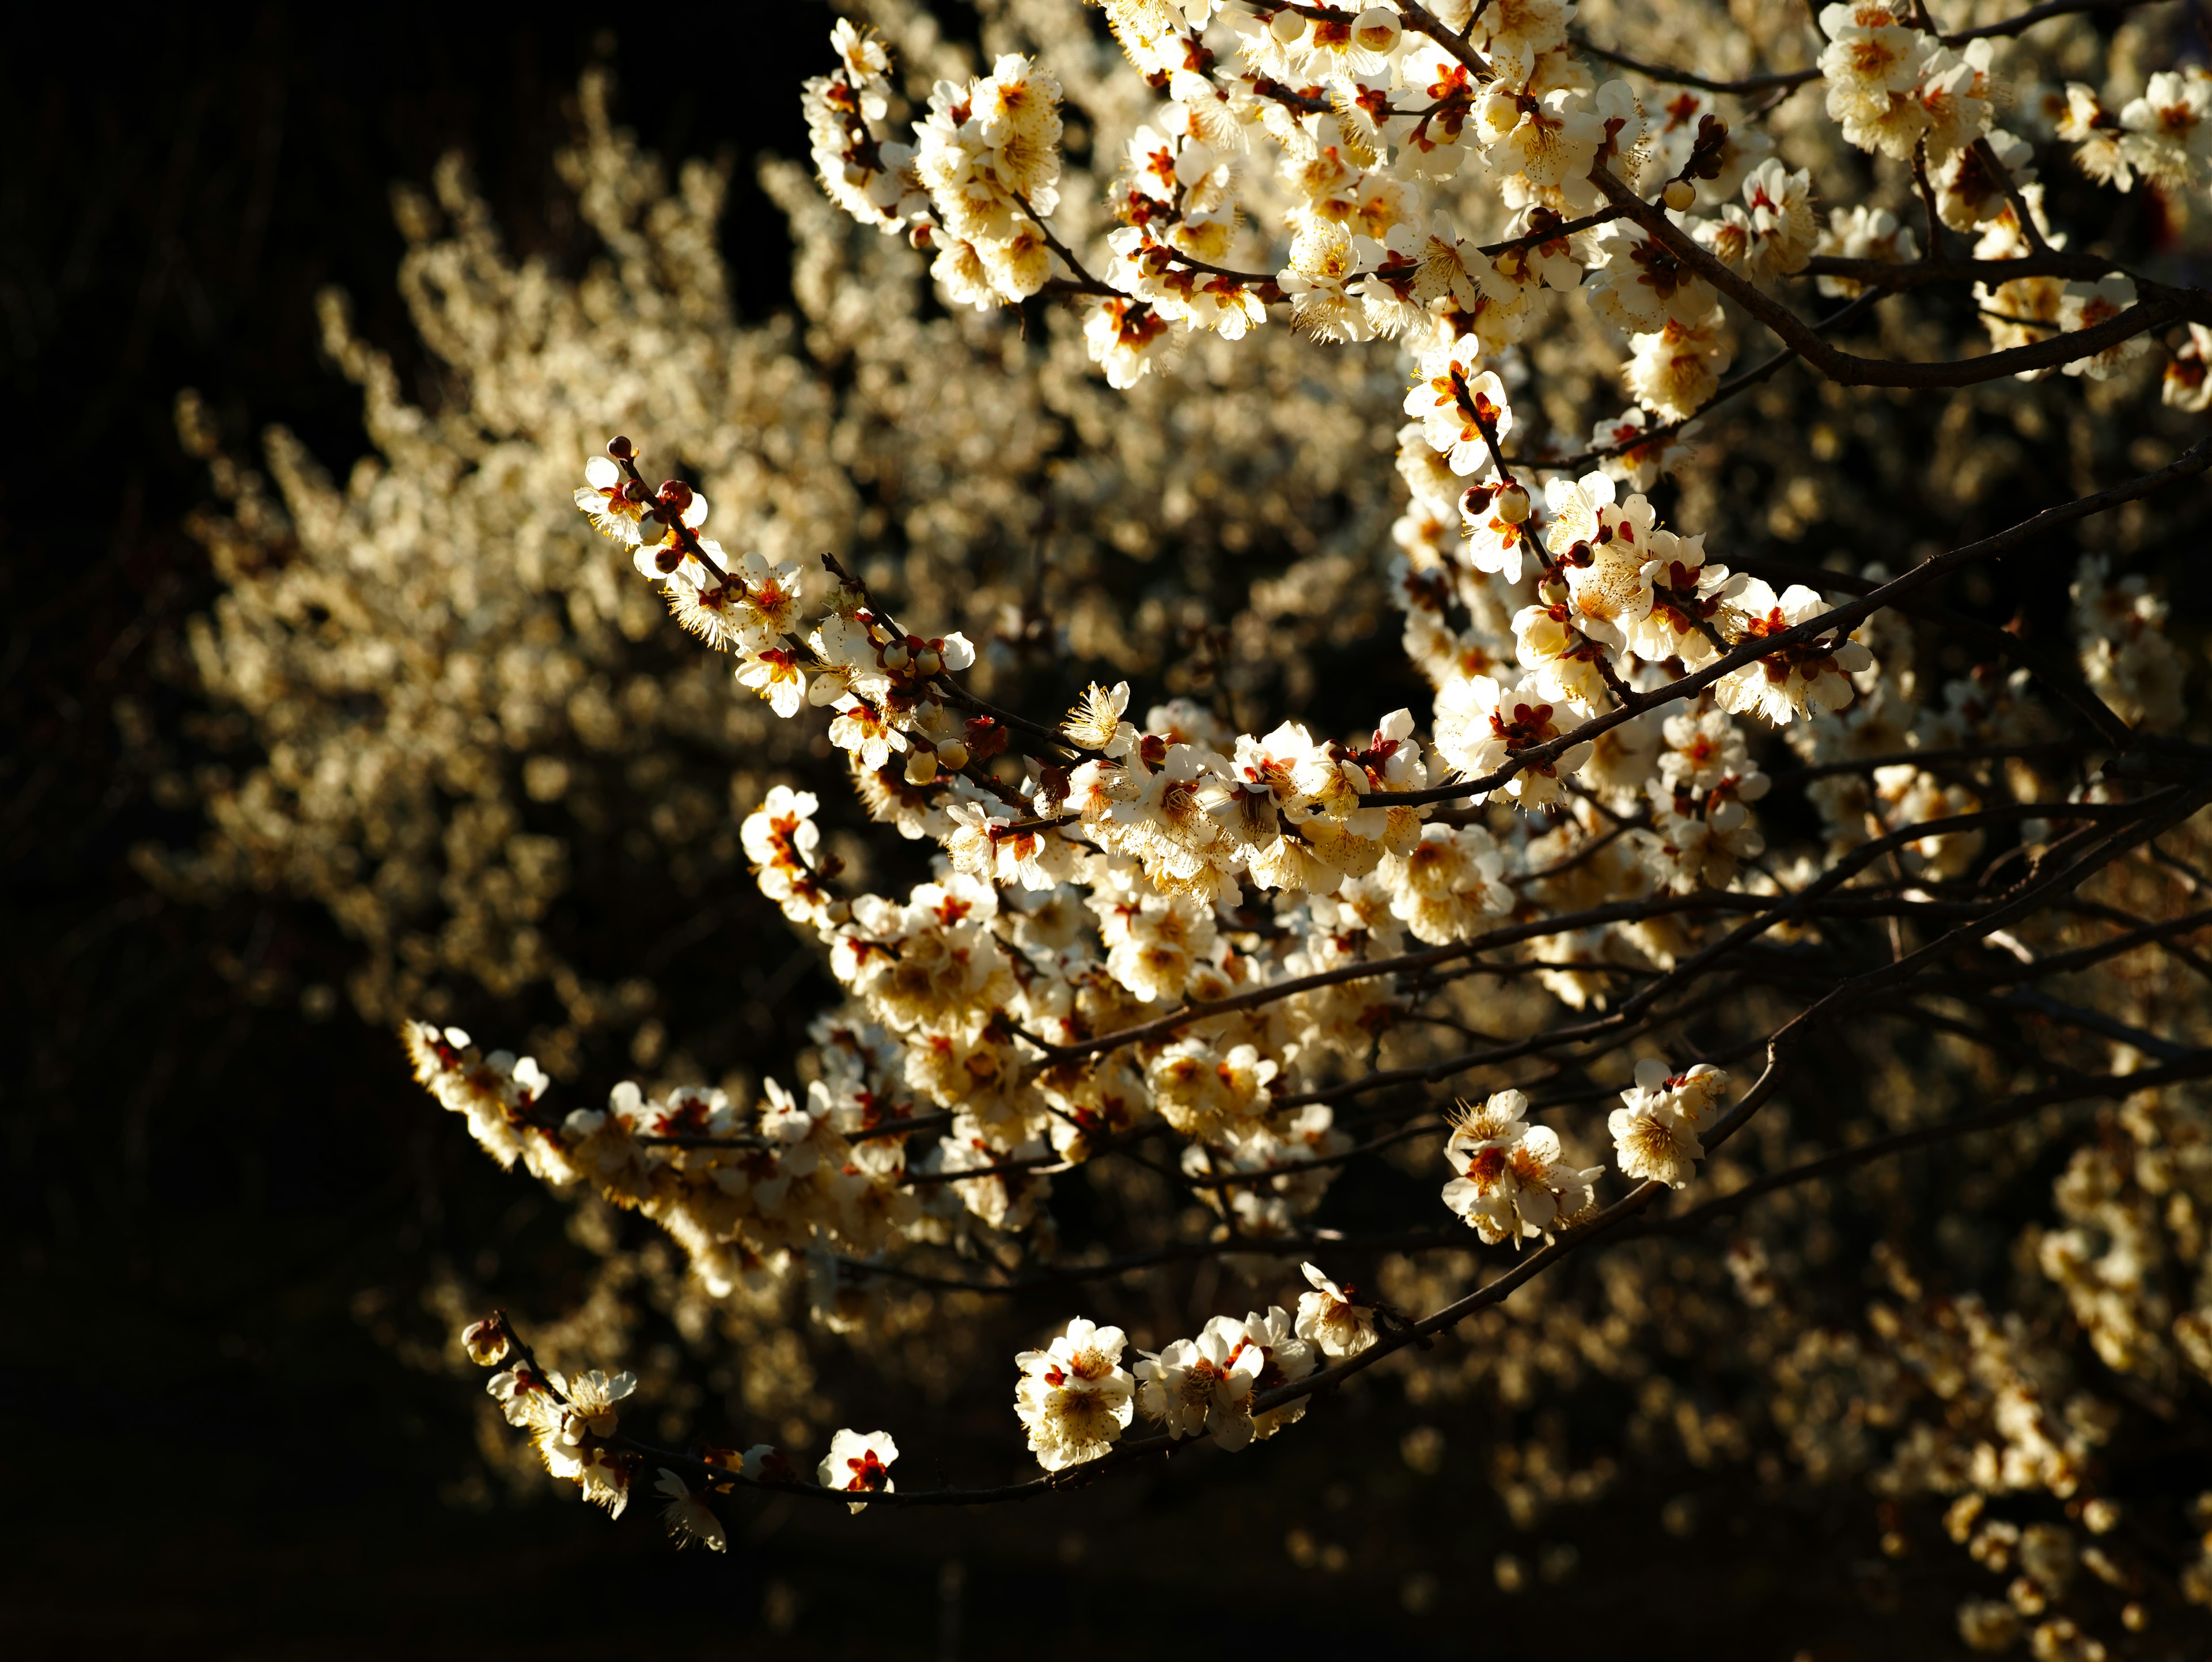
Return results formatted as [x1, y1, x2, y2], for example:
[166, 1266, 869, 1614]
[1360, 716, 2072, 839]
[1608, 1058, 1732, 1188]
[170, 0, 2212, 1638]
[1440, 1089, 1602, 1245]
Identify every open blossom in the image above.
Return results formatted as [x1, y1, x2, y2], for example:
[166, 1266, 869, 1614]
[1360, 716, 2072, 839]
[827, 694, 908, 768]
[1627, 308, 1732, 423]
[1135, 1315, 1266, 1449]
[1086, 297, 1170, 387]
[819, 1428, 899, 1512]
[505, 1367, 639, 1517]
[1280, 219, 1374, 343]
[2164, 322, 2212, 412]
[1015, 1318, 1136, 1471]
[1477, 84, 1604, 188]
[655, 1470, 727, 1552]
[1542, 471, 1658, 655]
[1631, 529, 1741, 666]
[2118, 67, 2212, 187]
[1380, 822, 1513, 944]
[1461, 476, 1535, 579]
[1240, 1304, 1319, 1440]
[1815, 205, 1918, 297]
[1433, 673, 1594, 808]
[1609, 1059, 1730, 1187]
[1717, 581, 1872, 725]
[1820, 2, 1935, 160]
[1404, 340, 1512, 476]
[1296, 1262, 1377, 1358]
[574, 454, 650, 542]
[1441, 1091, 1601, 1246]
[1586, 220, 1716, 335]
[1063, 680, 1137, 755]
[2058, 276, 2150, 381]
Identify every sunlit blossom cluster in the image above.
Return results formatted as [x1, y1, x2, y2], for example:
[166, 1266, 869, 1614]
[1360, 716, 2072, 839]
[164, 0, 2212, 1642]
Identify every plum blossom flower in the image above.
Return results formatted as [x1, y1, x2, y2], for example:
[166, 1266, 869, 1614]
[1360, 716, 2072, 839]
[1716, 581, 1872, 725]
[1135, 1315, 1265, 1448]
[819, 1428, 899, 1512]
[1627, 308, 1732, 423]
[1630, 529, 1742, 667]
[1609, 1059, 1730, 1187]
[655, 1470, 727, 1552]
[1586, 221, 1717, 335]
[1279, 219, 1374, 343]
[1433, 673, 1594, 808]
[1477, 85, 1604, 188]
[1296, 1263, 1377, 1358]
[2118, 68, 2212, 188]
[1404, 339, 1513, 477]
[1085, 298, 1170, 387]
[2057, 276, 2150, 381]
[574, 455, 650, 542]
[827, 695, 909, 768]
[461, 1317, 509, 1366]
[1015, 1317, 1137, 1471]
[1440, 1090, 1601, 1245]
[1819, 2, 1935, 160]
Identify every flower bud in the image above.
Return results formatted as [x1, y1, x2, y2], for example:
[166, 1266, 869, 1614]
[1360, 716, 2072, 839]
[1353, 6, 1401, 54]
[884, 640, 911, 671]
[1269, 7, 1305, 43]
[622, 479, 652, 503]
[1495, 483, 1531, 524]
[1663, 179, 1696, 212]
[605, 435, 635, 461]
[462, 1318, 510, 1366]
[916, 647, 943, 676]
[904, 747, 939, 786]
[658, 479, 694, 514]
[654, 544, 685, 575]
[935, 739, 970, 770]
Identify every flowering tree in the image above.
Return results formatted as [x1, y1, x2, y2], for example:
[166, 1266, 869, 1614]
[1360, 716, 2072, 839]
[173, 0, 2212, 1645]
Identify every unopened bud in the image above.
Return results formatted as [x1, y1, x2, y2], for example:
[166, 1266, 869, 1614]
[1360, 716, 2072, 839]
[824, 898, 853, 925]
[916, 648, 943, 676]
[904, 747, 939, 786]
[1495, 483, 1531, 524]
[654, 544, 685, 575]
[622, 479, 652, 503]
[884, 640, 911, 671]
[1663, 179, 1696, 211]
[658, 479, 694, 513]
[935, 739, 970, 770]
[462, 1318, 510, 1367]
[605, 435, 635, 461]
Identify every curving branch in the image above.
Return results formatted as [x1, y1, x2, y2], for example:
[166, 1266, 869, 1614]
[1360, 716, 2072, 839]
[1594, 168, 2209, 387]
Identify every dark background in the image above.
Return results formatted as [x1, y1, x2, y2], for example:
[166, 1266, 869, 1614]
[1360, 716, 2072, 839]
[4, 6, 2199, 1657]
[0, 7, 854, 1654]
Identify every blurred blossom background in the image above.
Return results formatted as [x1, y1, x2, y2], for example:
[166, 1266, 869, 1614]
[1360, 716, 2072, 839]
[6, 1, 2211, 1656]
